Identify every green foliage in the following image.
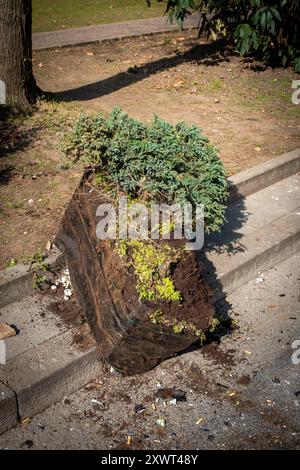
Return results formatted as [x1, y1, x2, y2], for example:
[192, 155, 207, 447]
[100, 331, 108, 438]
[149, 0, 300, 70]
[64, 108, 228, 233]
[118, 240, 181, 301]
[27, 249, 49, 289]
[209, 317, 220, 333]
[5, 258, 17, 268]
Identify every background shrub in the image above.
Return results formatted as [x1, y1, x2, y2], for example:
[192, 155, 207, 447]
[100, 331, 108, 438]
[148, 0, 300, 71]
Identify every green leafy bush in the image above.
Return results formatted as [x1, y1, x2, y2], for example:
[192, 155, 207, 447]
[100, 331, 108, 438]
[64, 108, 227, 233]
[148, 0, 300, 71]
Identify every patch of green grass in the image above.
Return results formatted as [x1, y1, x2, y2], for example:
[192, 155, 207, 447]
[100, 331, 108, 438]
[32, 0, 164, 33]
[207, 78, 223, 92]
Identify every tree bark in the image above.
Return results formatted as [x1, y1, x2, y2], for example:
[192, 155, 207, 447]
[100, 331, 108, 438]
[0, 0, 39, 107]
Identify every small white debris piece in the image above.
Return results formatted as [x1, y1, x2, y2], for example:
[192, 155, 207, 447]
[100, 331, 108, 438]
[52, 268, 73, 298]
[156, 418, 166, 428]
[91, 399, 103, 407]
[255, 274, 264, 284]
[169, 398, 177, 405]
[28, 199, 34, 204]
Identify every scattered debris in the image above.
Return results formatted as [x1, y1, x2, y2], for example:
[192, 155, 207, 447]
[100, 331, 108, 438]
[0, 323, 17, 340]
[135, 404, 146, 414]
[91, 399, 104, 408]
[237, 375, 251, 386]
[51, 268, 73, 300]
[196, 417, 204, 425]
[85, 381, 102, 391]
[20, 440, 33, 448]
[272, 377, 281, 384]
[20, 417, 31, 426]
[255, 274, 264, 284]
[155, 387, 187, 402]
[156, 418, 166, 428]
[127, 436, 132, 445]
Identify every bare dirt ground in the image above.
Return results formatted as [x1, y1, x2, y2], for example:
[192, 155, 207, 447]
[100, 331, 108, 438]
[1, 29, 299, 267]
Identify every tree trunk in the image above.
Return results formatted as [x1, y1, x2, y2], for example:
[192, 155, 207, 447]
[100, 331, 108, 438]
[0, 0, 39, 107]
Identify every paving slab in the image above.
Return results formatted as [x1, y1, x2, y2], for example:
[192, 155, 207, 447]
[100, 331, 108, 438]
[33, 14, 200, 51]
[0, 294, 67, 361]
[203, 174, 300, 298]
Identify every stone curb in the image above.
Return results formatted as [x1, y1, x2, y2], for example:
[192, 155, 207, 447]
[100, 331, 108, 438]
[0, 330, 101, 435]
[0, 247, 64, 309]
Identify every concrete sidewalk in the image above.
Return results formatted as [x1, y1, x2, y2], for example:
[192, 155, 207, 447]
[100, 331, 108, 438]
[1, 253, 299, 449]
[32, 15, 200, 51]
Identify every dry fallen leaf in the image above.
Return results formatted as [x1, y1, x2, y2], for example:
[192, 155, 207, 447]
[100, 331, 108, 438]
[20, 417, 31, 425]
[0, 323, 16, 340]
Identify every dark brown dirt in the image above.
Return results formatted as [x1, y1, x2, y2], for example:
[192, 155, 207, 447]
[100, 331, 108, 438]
[236, 374, 251, 386]
[166, 251, 214, 331]
[49, 298, 84, 328]
[201, 341, 236, 367]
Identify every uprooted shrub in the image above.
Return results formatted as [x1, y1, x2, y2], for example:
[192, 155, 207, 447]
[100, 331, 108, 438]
[63, 107, 228, 234]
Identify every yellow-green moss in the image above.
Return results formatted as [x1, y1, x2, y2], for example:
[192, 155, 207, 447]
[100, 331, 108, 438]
[117, 239, 181, 302]
[209, 317, 220, 333]
[148, 310, 206, 344]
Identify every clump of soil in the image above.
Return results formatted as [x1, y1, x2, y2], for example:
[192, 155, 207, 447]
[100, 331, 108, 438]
[71, 322, 96, 352]
[48, 289, 95, 351]
[201, 341, 236, 367]
[49, 298, 84, 328]
[164, 250, 214, 332]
